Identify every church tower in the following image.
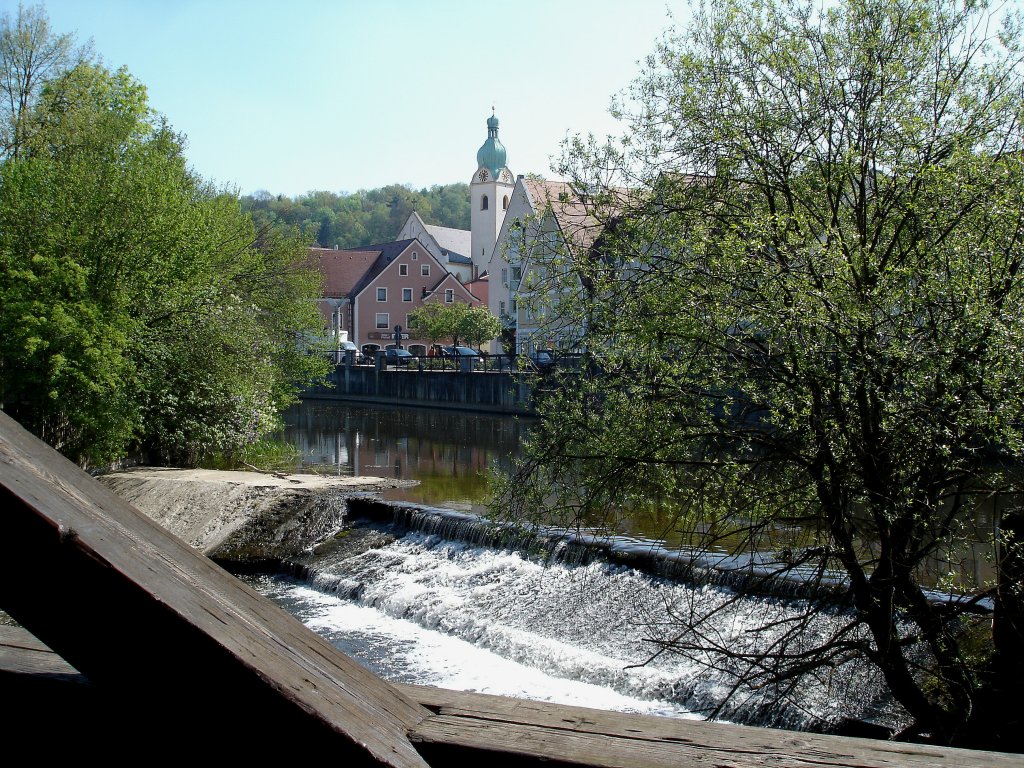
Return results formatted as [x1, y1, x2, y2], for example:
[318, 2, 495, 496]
[470, 110, 514, 278]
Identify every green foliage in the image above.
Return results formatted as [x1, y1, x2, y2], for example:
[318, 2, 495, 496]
[241, 182, 471, 249]
[495, 0, 1024, 748]
[203, 437, 301, 473]
[408, 301, 501, 349]
[0, 2, 90, 160]
[0, 13, 328, 467]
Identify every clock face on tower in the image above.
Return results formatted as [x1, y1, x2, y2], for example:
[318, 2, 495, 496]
[501, 169, 512, 182]
[477, 169, 489, 182]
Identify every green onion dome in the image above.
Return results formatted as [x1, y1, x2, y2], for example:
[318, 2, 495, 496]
[476, 111, 507, 179]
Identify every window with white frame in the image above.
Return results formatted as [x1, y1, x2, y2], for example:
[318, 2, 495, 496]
[399, 263, 408, 276]
[501, 267, 508, 285]
[445, 289, 454, 303]
[412, 251, 418, 260]
[499, 300, 506, 316]
[376, 287, 387, 302]
[402, 288, 412, 302]
[421, 264, 430, 277]
[376, 313, 389, 329]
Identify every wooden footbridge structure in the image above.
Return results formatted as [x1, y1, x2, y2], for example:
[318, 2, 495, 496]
[0, 409, 1017, 765]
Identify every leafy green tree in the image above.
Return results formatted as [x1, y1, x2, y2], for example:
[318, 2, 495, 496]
[407, 301, 453, 350]
[455, 304, 502, 351]
[0, 24, 327, 466]
[0, 2, 91, 160]
[495, 0, 1024, 749]
[408, 301, 500, 351]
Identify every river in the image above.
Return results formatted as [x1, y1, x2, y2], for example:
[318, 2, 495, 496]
[240, 400, 905, 733]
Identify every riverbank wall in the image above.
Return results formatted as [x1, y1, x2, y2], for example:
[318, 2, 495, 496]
[302, 362, 537, 415]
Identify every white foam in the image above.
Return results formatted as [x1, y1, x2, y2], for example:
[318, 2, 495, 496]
[282, 581, 696, 718]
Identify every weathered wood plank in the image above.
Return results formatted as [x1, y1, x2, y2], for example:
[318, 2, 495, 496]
[0, 410, 430, 765]
[5, 622, 1024, 766]
[397, 683, 1023, 768]
[0, 623, 84, 680]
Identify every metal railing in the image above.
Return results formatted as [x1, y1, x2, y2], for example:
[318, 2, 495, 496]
[330, 350, 584, 373]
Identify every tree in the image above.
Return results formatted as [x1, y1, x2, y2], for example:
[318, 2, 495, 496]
[408, 301, 453, 350]
[240, 183, 471, 249]
[0, 3, 90, 160]
[408, 301, 501, 352]
[0, 22, 328, 466]
[454, 304, 502, 351]
[494, 0, 1024, 750]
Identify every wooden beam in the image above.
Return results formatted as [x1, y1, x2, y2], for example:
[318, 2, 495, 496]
[5, 619, 1023, 766]
[0, 410, 430, 765]
[397, 684, 1023, 768]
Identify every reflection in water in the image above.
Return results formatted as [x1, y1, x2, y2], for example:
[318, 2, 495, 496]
[281, 401, 529, 514]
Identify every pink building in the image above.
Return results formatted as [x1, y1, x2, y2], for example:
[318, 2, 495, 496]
[313, 238, 483, 356]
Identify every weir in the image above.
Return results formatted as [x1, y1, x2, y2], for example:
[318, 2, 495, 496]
[344, 496, 989, 611]
[262, 496, 886, 733]
[1, 408, 1019, 765]
[256, 495, 1003, 734]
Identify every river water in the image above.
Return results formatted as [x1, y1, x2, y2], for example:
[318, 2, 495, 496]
[241, 400, 904, 732]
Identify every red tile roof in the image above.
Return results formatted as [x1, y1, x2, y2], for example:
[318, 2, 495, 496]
[310, 247, 381, 298]
[521, 179, 626, 254]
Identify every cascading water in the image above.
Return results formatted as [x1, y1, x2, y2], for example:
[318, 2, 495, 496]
[244, 498, 907, 734]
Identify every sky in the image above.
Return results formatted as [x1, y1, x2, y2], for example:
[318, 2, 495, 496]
[32, 0, 689, 198]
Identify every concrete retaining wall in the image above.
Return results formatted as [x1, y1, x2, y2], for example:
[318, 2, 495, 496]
[303, 363, 536, 414]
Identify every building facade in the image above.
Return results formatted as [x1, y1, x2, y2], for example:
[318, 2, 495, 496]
[315, 238, 483, 356]
[317, 110, 600, 357]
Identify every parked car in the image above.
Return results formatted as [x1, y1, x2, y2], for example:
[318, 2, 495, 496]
[338, 340, 359, 361]
[384, 347, 415, 366]
[444, 345, 479, 358]
[360, 343, 381, 365]
[441, 345, 482, 370]
[528, 350, 555, 373]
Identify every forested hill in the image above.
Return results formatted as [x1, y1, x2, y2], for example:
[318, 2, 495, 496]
[240, 183, 471, 249]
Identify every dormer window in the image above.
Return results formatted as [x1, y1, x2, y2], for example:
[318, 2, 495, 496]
[481, 195, 489, 211]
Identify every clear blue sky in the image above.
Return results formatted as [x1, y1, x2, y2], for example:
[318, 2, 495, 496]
[34, 0, 688, 198]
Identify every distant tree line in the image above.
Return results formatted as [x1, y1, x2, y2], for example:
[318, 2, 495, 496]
[240, 183, 471, 250]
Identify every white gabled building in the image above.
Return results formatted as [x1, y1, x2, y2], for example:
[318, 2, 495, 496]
[487, 177, 609, 354]
[396, 211, 476, 282]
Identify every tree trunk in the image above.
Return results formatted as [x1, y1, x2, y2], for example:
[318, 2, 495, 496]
[980, 507, 1024, 751]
